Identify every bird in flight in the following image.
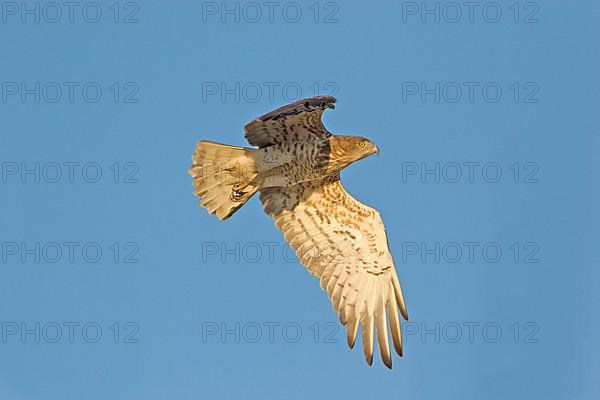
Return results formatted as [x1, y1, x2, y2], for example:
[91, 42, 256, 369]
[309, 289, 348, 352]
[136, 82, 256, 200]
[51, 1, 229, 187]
[189, 96, 408, 368]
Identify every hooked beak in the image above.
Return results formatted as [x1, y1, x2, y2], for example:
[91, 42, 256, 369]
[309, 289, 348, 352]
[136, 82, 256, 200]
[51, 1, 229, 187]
[374, 145, 380, 156]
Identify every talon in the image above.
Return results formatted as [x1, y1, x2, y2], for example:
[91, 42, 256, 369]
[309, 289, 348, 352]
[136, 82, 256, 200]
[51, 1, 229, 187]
[230, 187, 247, 202]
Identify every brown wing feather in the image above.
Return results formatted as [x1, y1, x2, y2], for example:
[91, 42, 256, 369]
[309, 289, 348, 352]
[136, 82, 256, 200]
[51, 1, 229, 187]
[259, 175, 408, 368]
[244, 96, 336, 148]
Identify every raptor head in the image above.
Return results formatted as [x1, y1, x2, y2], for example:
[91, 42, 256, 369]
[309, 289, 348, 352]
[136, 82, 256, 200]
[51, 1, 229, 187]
[330, 136, 380, 168]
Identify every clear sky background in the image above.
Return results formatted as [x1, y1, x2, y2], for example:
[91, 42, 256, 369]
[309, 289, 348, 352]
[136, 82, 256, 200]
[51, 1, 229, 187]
[1, 0, 598, 399]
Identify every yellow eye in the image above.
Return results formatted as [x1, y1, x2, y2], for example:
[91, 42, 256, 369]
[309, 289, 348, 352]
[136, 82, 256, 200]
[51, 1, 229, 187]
[358, 140, 366, 148]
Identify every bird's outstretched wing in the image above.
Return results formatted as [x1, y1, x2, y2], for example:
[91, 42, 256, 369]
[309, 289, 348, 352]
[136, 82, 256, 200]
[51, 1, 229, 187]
[259, 175, 408, 368]
[244, 96, 336, 148]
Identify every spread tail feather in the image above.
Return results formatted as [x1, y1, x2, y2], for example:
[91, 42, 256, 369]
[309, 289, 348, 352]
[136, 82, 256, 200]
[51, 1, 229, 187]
[189, 140, 259, 220]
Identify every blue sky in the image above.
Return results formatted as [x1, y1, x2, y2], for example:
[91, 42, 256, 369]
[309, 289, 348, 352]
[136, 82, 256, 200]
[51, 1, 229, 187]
[0, 0, 598, 399]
